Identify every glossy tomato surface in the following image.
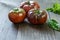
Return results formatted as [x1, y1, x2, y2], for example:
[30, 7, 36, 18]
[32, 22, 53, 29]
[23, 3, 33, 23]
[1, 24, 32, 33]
[20, 1, 40, 13]
[27, 9, 47, 24]
[8, 8, 26, 23]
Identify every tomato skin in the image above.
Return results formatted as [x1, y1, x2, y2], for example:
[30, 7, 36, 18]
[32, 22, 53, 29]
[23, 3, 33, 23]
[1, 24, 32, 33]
[27, 9, 47, 24]
[23, 5, 31, 12]
[38, 14, 47, 24]
[20, 1, 40, 13]
[8, 8, 26, 23]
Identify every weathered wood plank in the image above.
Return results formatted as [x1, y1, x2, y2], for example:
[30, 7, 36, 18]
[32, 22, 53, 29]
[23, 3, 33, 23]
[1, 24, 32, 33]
[16, 23, 55, 40]
[0, 0, 22, 40]
[0, 0, 60, 40]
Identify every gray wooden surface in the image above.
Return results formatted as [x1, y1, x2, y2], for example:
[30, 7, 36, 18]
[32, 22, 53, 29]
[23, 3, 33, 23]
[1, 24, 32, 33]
[0, 0, 60, 40]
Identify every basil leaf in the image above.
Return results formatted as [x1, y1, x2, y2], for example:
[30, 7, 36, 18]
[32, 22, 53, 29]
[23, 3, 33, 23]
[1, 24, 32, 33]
[47, 19, 60, 31]
[46, 3, 60, 15]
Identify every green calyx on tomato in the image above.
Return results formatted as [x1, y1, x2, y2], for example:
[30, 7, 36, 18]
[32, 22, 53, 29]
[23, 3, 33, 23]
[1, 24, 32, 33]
[13, 8, 19, 12]
[27, 1, 30, 5]
[34, 10, 40, 14]
[13, 8, 25, 13]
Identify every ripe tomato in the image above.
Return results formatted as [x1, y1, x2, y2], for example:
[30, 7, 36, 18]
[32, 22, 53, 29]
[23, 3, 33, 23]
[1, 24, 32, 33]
[20, 1, 40, 13]
[8, 8, 26, 23]
[27, 9, 47, 24]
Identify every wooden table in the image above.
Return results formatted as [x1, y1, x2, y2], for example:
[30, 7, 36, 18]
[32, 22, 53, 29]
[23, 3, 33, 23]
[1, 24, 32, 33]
[0, 0, 60, 40]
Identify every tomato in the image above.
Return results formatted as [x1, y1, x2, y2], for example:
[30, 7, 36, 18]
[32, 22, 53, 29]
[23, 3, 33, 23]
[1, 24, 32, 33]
[27, 9, 47, 24]
[20, 1, 40, 13]
[8, 8, 26, 23]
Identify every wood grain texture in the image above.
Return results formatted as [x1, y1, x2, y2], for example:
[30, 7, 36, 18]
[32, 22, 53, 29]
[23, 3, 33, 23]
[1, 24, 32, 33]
[0, 0, 60, 40]
[16, 23, 55, 40]
[0, 0, 22, 40]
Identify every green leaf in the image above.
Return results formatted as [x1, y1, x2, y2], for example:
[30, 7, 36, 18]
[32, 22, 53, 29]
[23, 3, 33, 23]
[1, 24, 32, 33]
[46, 3, 60, 15]
[46, 8, 53, 12]
[48, 19, 60, 31]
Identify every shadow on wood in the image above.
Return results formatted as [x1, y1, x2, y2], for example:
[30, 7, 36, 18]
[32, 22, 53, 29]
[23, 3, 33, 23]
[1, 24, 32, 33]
[28, 23, 53, 32]
[11, 23, 19, 30]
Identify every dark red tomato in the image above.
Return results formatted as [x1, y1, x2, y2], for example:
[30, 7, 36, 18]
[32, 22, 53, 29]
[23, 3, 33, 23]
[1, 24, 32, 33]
[27, 9, 47, 24]
[8, 8, 26, 23]
[20, 1, 40, 13]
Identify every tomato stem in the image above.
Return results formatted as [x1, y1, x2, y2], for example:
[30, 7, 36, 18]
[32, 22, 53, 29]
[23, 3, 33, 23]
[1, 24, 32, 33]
[13, 8, 19, 12]
[27, 1, 30, 5]
[34, 10, 40, 14]
[13, 8, 24, 13]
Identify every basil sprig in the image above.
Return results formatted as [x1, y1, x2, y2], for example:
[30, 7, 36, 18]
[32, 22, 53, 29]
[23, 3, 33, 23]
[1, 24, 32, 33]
[46, 3, 60, 15]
